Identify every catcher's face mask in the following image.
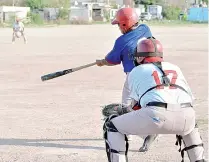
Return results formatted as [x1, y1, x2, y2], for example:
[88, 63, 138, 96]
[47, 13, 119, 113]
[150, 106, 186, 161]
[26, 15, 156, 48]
[133, 56, 145, 66]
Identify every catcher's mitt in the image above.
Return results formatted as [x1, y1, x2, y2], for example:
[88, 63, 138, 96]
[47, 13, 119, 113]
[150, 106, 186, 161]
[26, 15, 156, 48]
[102, 103, 131, 119]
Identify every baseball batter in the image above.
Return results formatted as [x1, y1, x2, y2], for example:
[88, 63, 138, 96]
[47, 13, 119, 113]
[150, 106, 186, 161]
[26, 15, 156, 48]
[103, 37, 205, 162]
[96, 7, 157, 151]
[12, 18, 27, 44]
[96, 7, 152, 106]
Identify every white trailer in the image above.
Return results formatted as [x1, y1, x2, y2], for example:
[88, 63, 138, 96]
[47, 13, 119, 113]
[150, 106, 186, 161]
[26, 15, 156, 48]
[147, 5, 162, 20]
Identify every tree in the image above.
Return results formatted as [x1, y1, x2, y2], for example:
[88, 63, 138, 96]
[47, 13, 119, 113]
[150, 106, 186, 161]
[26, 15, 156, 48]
[25, 0, 70, 9]
[134, 0, 164, 5]
[162, 5, 181, 20]
[25, 0, 44, 9]
[134, 0, 156, 9]
[44, 0, 69, 8]
[134, 0, 154, 5]
[155, 0, 164, 5]
[202, 0, 208, 4]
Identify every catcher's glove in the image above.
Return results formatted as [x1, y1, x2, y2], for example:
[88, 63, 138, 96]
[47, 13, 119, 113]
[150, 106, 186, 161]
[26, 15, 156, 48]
[102, 103, 131, 119]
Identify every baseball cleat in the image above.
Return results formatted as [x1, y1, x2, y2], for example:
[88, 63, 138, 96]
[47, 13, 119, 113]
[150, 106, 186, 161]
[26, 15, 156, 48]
[139, 134, 159, 152]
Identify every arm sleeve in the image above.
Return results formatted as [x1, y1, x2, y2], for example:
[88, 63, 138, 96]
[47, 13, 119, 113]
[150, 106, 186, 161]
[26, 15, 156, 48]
[128, 70, 139, 101]
[105, 39, 122, 64]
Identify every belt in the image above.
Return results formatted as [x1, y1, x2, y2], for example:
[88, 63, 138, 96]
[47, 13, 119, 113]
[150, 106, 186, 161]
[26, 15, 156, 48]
[146, 102, 192, 108]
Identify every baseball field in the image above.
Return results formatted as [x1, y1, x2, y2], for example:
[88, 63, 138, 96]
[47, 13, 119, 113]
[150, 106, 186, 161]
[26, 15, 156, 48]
[0, 24, 208, 162]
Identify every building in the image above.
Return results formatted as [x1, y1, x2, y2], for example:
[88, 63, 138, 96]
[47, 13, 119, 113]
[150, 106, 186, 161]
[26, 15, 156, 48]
[0, 6, 30, 23]
[187, 7, 208, 22]
[70, 2, 111, 23]
[164, 0, 197, 8]
[71, 0, 114, 5]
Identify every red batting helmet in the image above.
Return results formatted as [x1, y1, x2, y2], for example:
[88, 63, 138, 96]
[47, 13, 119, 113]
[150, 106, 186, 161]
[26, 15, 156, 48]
[135, 37, 163, 58]
[111, 7, 139, 34]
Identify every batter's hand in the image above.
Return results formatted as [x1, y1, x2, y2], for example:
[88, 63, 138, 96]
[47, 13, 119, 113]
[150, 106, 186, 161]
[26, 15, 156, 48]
[96, 59, 105, 66]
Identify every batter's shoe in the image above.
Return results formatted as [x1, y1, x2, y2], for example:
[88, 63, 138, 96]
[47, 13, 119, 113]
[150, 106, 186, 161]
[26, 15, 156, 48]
[139, 134, 159, 152]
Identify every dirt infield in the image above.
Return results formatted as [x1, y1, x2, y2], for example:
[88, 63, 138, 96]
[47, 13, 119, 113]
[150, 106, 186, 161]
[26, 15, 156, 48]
[0, 24, 208, 162]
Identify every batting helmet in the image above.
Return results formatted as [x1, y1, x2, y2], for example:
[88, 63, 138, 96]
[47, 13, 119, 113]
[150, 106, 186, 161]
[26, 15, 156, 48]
[111, 7, 139, 34]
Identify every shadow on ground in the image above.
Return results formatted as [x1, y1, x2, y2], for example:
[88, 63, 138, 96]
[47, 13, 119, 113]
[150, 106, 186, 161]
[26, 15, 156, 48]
[0, 138, 105, 150]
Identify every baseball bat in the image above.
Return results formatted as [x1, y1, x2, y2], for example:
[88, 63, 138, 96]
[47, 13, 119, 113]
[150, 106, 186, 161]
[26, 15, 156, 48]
[41, 62, 97, 81]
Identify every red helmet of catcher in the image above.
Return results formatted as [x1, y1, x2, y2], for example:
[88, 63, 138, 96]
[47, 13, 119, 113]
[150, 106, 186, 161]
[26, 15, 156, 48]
[134, 37, 163, 65]
[111, 7, 139, 34]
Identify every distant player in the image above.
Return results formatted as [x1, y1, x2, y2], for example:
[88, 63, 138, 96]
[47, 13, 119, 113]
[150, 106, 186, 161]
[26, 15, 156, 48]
[96, 7, 157, 151]
[12, 17, 27, 44]
[103, 37, 205, 162]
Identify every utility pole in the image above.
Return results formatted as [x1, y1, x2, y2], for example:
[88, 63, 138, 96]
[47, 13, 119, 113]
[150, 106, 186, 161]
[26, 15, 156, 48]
[12, 0, 15, 21]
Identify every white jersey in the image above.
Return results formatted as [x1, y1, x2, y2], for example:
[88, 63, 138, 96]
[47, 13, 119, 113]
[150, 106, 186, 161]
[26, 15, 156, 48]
[128, 62, 194, 107]
[13, 22, 24, 32]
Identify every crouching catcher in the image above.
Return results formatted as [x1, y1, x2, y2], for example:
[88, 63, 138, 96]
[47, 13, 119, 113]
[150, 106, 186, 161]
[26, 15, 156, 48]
[102, 37, 205, 162]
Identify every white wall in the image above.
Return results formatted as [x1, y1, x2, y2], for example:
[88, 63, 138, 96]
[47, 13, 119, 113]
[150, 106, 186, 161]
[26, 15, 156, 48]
[0, 6, 30, 23]
[43, 8, 59, 20]
[0, 6, 30, 13]
[70, 7, 92, 22]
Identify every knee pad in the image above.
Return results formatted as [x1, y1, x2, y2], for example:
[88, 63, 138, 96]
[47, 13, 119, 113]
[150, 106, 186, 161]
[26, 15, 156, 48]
[175, 124, 205, 162]
[103, 115, 118, 139]
[103, 115, 129, 162]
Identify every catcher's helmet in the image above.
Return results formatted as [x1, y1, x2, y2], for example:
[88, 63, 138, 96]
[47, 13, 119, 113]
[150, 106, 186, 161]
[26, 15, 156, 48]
[111, 7, 139, 34]
[133, 37, 163, 66]
[135, 37, 163, 58]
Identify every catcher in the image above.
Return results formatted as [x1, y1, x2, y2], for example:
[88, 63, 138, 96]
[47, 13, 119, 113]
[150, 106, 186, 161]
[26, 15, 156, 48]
[102, 37, 205, 162]
[12, 17, 27, 44]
